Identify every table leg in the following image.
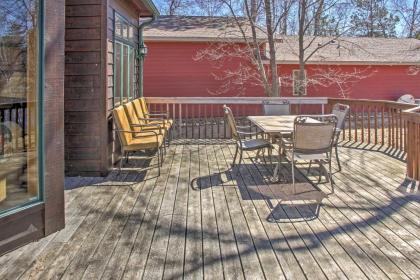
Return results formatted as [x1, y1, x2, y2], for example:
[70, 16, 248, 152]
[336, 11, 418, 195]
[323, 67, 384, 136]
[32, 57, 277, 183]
[271, 150, 282, 182]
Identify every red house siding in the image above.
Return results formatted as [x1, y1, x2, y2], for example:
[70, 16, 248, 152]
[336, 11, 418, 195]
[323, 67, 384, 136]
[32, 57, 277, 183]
[144, 41, 420, 100]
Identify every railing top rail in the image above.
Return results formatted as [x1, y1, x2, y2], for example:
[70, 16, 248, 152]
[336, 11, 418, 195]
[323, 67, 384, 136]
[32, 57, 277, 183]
[145, 96, 329, 105]
[328, 98, 418, 110]
[402, 105, 420, 123]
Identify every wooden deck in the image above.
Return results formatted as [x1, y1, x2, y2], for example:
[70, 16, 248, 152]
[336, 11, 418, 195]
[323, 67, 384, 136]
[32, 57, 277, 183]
[0, 140, 419, 280]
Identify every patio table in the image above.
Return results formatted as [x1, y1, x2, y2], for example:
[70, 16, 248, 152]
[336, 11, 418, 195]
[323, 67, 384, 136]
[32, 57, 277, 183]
[247, 115, 320, 180]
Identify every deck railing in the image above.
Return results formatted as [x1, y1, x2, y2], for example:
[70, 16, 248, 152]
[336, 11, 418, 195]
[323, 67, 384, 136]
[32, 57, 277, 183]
[327, 98, 417, 153]
[146, 97, 328, 139]
[402, 106, 420, 181]
[145, 96, 419, 180]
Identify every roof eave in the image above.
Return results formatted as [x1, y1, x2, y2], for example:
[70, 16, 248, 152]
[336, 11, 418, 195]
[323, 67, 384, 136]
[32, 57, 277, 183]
[144, 36, 267, 43]
[268, 60, 420, 66]
[138, 0, 160, 17]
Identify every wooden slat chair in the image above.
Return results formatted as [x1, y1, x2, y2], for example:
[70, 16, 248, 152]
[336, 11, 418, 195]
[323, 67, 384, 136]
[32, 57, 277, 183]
[133, 98, 173, 140]
[331, 103, 350, 171]
[280, 115, 338, 193]
[124, 102, 167, 150]
[113, 106, 165, 176]
[223, 105, 273, 168]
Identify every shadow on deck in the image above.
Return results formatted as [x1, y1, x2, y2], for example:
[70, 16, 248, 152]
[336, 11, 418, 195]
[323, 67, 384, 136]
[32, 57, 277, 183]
[0, 140, 419, 279]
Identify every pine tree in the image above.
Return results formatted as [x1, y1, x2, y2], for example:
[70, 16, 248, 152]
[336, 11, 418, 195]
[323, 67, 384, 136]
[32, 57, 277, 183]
[351, 0, 400, 37]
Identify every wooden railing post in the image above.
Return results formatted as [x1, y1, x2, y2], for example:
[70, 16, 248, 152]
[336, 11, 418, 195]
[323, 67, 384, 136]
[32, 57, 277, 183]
[402, 106, 420, 181]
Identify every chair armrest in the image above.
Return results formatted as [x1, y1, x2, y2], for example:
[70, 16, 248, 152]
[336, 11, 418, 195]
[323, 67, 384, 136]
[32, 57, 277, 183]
[131, 123, 163, 134]
[113, 129, 159, 137]
[138, 117, 168, 123]
[237, 130, 264, 136]
[146, 112, 169, 118]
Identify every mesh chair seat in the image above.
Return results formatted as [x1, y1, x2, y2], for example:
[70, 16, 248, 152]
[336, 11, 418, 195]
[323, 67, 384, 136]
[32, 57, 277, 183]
[285, 150, 328, 161]
[240, 139, 272, 150]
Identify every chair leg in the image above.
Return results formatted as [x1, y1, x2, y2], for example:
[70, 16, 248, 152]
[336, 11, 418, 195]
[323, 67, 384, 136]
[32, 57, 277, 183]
[329, 157, 334, 193]
[232, 145, 239, 166]
[291, 157, 296, 194]
[318, 161, 323, 183]
[160, 146, 164, 166]
[157, 148, 161, 176]
[125, 151, 130, 163]
[119, 152, 126, 175]
[268, 146, 273, 171]
[307, 160, 312, 174]
[238, 150, 243, 165]
[262, 148, 268, 166]
[335, 145, 341, 172]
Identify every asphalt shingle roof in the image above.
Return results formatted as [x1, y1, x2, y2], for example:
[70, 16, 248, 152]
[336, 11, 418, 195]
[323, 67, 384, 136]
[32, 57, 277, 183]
[144, 16, 420, 65]
[144, 15, 266, 42]
[275, 36, 420, 65]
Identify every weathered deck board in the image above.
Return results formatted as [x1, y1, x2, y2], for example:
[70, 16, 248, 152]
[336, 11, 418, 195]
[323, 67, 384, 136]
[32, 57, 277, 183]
[0, 141, 419, 280]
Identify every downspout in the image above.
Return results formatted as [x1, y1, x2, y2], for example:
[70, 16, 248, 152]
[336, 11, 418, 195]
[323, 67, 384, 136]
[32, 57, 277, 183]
[138, 15, 157, 97]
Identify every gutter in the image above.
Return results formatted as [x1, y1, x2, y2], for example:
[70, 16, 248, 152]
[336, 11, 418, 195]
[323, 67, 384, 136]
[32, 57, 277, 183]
[138, 14, 157, 97]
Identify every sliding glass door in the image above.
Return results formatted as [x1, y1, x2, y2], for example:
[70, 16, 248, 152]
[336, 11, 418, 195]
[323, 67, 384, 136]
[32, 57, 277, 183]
[0, 0, 42, 215]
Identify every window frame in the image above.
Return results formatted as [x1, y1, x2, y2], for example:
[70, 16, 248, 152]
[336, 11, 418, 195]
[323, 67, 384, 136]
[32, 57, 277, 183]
[0, 0, 45, 218]
[112, 12, 138, 107]
[292, 69, 307, 96]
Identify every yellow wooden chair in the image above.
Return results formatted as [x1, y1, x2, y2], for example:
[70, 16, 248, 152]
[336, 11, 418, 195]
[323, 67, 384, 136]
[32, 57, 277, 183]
[124, 102, 167, 136]
[113, 106, 164, 176]
[138, 97, 173, 126]
[132, 98, 173, 141]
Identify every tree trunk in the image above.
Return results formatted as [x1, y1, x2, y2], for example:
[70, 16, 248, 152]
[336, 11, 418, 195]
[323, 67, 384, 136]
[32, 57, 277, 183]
[298, 0, 307, 96]
[409, 0, 418, 38]
[264, 0, 280, 97]
[313, 0, 324, 36]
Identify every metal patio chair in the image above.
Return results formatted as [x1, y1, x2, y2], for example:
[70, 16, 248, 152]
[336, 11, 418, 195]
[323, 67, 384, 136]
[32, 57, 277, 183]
[331, 103, 350, 171]
[280, 115, 338, 193]
[262, 100, 292, 141]
[262, 100, 291, 116]
[223, 105, 273, 169]
[113, 106, 165, 176]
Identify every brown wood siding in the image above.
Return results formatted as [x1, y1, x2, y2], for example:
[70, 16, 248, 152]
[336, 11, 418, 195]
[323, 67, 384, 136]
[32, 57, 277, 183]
[65, 0, 107, 176]
[64, 0, 147, 176]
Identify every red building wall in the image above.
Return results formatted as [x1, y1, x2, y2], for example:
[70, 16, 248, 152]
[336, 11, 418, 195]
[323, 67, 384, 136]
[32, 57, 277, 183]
[144, 41, 420, 100]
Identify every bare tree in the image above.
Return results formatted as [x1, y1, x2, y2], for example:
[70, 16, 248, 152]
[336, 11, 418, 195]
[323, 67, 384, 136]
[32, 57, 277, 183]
[392, 0, 419, 38]
[195, 0, 295, 97]
[290, 0, 369, 96]
[193, 0, 224, 16]
[160, 0, 191, 15]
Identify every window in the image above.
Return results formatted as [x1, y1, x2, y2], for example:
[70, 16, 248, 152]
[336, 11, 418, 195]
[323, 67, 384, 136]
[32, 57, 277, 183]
[114, 42, 136, 105]
[0, 0, 42, 215]
[292, 69, 307, 96]
[113, 14, 137, 106]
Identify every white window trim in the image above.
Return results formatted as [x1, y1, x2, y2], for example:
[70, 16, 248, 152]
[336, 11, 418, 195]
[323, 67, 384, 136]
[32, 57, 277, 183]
[292, 69, 307, 96]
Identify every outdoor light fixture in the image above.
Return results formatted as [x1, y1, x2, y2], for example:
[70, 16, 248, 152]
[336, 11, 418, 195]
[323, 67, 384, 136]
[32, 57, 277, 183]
[139, 44, 148, 56]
